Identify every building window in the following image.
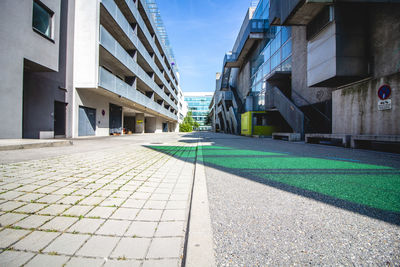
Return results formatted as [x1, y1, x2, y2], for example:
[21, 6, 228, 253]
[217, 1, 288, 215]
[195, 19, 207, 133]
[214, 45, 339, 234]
[306, 6, 333, 40]
[32, 0, 53, 39]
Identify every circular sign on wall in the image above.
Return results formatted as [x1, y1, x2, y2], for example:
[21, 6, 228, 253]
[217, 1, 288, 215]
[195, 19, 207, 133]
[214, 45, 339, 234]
[102, 109, 106, 116]
[377, 84, 391, 100]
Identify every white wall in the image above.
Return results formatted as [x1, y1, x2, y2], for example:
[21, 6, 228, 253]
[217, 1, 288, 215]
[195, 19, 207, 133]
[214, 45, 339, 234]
[0, 0, 61, 138]
[73, 0, 100, 88]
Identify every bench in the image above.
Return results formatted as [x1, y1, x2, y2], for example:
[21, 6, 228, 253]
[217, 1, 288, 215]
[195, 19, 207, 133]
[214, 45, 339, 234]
[272, 132, 301, 142]
[305, 134, 351, 148]
[351, 135, 400, 149]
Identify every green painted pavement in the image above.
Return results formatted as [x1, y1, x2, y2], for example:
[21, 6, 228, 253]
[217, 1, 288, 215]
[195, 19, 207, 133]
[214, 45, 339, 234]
[202, 156, 392, 170]
[150, 144, 400, 213]
[255, 173, 400, 212]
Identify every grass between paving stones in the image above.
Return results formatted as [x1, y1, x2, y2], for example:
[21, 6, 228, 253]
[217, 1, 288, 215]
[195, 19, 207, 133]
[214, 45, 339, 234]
[0, 144, 192, 260]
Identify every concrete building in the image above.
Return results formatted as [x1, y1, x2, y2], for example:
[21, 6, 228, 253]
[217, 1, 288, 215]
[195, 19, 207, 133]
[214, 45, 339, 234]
[211, 0, 399, 146]
[269, 0, 400, 145]
[184, 92, 213, 131]
[0, 0, 184, 138]
[211, 0, 331, 137]
[0, 0, 74, 139]
[71, 0, 182, 136]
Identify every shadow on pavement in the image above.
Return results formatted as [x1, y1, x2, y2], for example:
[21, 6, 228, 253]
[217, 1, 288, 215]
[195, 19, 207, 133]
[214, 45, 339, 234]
[145, 132, 400, 226]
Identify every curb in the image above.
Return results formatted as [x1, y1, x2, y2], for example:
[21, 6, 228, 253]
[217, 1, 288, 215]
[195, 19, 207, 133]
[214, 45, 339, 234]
[0, 140, 73, 151]
[184, 142, 216, 266]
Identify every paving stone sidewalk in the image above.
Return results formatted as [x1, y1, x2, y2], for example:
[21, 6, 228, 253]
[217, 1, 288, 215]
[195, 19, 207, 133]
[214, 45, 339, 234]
[0, 142, 195, 266]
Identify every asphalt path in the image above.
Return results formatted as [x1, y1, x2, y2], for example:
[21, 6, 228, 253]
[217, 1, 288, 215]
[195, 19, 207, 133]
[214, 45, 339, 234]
[197, 132, 400, 266]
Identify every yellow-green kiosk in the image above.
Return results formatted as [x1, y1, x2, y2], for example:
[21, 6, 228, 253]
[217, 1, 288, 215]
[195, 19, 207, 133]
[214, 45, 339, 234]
[241, 111, 279, 136]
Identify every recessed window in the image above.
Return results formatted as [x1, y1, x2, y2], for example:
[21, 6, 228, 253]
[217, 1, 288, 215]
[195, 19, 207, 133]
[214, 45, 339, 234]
[32, 1, 53, 39]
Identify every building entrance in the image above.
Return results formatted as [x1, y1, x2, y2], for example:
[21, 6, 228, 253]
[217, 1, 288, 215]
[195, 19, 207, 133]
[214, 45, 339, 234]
[109, 103, 122, 135]
[54, 101, 66, 137]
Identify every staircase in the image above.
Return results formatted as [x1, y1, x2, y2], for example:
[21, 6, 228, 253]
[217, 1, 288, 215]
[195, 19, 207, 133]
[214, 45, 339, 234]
[266, 86, 306, 137]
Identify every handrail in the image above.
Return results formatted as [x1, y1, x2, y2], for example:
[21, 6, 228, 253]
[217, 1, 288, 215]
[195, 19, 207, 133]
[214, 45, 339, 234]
[267, 87, 305, 135]
[291, 88, 331, 123]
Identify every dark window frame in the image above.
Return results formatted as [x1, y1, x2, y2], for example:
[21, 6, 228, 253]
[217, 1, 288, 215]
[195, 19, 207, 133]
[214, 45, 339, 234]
[32, 0, 54, 42]
[306, 6, 334, 41]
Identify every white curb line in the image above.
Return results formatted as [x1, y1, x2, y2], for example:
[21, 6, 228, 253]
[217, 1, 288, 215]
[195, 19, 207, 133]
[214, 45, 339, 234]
[185, 142, 216, 266]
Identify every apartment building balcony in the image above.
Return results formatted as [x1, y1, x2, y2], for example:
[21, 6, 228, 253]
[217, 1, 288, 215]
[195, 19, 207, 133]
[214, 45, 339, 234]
[101, 0, 178, 106]
[99, 23, 177, 110]
[224, 19, 269, 68]
[99, 67, 177, 120]
[99, 27, 177, 119]
[115, 0, 179, 92]
[137, 0, 179, 83]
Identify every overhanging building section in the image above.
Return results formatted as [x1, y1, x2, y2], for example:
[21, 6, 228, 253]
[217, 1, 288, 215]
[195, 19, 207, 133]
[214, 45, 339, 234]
[224, 19, 270, 68]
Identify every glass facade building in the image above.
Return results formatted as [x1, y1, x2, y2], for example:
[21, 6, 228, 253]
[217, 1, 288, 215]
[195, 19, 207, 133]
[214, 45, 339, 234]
[250, 0, 292, 111]
[184, 92, 213, 131]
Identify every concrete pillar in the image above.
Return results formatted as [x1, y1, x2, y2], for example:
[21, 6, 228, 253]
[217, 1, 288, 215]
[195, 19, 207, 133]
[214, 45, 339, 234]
[135, 113, 145, 133]
[145, 117, 156, 133]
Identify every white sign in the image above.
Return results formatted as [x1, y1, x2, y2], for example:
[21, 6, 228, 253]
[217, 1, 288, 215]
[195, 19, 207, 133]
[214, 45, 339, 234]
[378, 99, 391, 111]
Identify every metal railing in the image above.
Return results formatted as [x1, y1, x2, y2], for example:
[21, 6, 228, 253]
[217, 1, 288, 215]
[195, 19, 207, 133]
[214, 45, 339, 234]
[100, 0, 178, 106]
[99, 25, 177, 110]
[123, 0, 179, 92]
[139, 0, 179, 77]
[266, 86, 305, 135]
[230, 19, 269, 63]
[99, 67, 177, 120]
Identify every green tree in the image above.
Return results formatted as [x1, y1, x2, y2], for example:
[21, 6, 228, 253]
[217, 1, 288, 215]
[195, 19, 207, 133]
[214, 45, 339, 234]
[179, 111, 198, 132]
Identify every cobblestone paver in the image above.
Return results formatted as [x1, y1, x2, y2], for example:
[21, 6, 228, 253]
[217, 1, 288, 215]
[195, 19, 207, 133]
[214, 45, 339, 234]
[0, 143, 195, 266]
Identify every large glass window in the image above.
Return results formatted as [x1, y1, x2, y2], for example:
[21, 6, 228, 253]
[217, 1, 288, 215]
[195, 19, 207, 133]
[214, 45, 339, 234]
[32, 1, 53, 39]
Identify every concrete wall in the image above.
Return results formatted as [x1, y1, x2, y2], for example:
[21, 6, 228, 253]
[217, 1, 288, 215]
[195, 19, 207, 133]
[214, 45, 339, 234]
[291, 26, 332, 107]
[332, 4, 400, 135]
[332, 72, 399, 135]
[22, 73, 66, 138]
[73, 0, 99, 88]
[0, 0, 61, 138]
[369, 4, 400, 79]
[22, 0, 74, 139]
[235, 61, 251, 101]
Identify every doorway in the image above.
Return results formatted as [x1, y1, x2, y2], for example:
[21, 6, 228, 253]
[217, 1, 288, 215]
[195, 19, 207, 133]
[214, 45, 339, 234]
[78, 106, 96, 136]
[162, 123, 168, 132]
[54, 101, 66, 137]
[109, 103, 122, 135]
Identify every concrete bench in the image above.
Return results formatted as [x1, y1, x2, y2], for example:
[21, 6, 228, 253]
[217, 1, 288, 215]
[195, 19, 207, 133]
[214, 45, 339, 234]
[305, 134, 351, 148]
[272, 132, 301, 142]
[351, 135, 400, 149]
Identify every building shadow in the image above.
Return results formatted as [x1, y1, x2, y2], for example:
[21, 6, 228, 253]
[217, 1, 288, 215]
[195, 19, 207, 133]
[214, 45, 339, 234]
[145, 133, 400, 226]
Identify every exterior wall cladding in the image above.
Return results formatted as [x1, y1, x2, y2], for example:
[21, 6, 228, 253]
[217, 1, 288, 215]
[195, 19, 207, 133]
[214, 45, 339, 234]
[211, 0, 400, 138]
[0, 0, 185, 139]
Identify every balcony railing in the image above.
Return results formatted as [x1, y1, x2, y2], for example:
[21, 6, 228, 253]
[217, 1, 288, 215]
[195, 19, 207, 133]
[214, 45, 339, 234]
[99, 25, 177, 110]
[99, 67, 177, 120]
[123, 0, 179, 91]
[100, 0, 178, 105]
[217, 91, 233, 104]
[224, 19, 269, 67]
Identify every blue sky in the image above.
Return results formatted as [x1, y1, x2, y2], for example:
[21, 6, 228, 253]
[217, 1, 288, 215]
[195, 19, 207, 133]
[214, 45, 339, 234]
[156, 0, 253, 92]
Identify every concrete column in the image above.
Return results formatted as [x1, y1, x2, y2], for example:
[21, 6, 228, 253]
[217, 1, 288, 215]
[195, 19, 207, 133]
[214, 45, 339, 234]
[145, 117, 156, 133]
[135, 113, 145, 133]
